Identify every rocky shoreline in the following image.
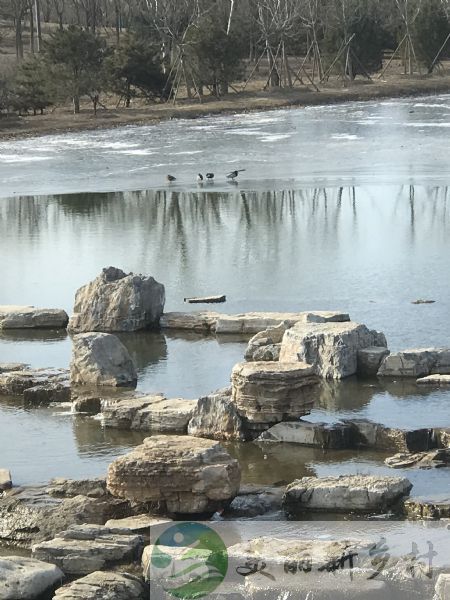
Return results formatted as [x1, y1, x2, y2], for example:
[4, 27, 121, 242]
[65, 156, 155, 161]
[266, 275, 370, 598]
[1, 266, 449, 599]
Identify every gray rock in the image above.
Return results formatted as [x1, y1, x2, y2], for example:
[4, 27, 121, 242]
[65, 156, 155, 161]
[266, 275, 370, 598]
[105, 514, 171, 532]
[0, 483, 132, 546]
[23, 381, 71, 406]
[404, 496, 450, 520]
[245, 322, 288, 361]
[0, 556, 63, 599]
[346, 419, 434, 452]
[106, 435, 240, 513]
[357, 347, 390, 376]
[160, 310, 349, 334]
[378, 348, 450, 378]
[0, 362, 28, 373]
[68, 267, 165, 333]
[45, 477, 108, 498]
[257, 420, 353, 449]
[231, 361, 319, 436]
[70, 332, 137, 387]
[417, 374, 450, 385]
[187, 388, 245, 441]
[229, 484, 284, 517]
[0, 305, 68, 329]
[0, 468, 12, 491]
[72, 393, 102, 414]
[32, 524, 144, 575]
[283, 475, 412, 513]
[385, 448, 450, 469]
[0, 368, 69, 396]
[53, 571, 146, 599]
[101, 394, 197, 433]
[280, 321, 387, 379]
[435, 428, 450, 448]
[435, 573, 450, 600]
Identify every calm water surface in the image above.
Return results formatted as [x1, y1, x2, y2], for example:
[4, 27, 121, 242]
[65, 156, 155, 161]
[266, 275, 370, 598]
[0, 96, 449, 493]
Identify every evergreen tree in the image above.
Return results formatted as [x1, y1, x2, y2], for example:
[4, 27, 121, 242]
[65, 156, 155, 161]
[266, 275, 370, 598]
[43, 26, 108, 113]
[413, 0, 450, 72]
[12, 56, 54, 115]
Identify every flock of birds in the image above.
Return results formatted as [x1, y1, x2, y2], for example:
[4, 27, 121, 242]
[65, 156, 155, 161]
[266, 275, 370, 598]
[166, 169, 245, 183]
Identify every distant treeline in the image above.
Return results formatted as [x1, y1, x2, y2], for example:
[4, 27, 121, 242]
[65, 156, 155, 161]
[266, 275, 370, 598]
[0, 0, 450, 115]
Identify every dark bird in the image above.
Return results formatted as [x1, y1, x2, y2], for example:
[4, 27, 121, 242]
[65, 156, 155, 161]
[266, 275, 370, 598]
[226, 169, 245, 180]
[166, 174, 176, 182]
[197, 173, 204, 182]
[206, 173, 214, 179]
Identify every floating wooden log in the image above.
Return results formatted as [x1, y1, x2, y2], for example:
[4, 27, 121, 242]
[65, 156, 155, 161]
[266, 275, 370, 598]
[184, 295, 226, 304]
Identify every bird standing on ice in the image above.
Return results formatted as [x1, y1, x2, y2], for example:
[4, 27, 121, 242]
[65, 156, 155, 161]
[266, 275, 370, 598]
[197, 173, 204, 183]
[166, 174, 176, 182]
[226, 169, 245, 180]
[206, 173, 214, 180]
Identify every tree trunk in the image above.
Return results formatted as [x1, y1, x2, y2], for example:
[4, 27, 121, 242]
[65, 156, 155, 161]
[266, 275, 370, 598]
[115, 2, 120, 44]
[35, 0, 42, 51]
[58, 13, 63, 30]
[73, 95, 80, 113]
[125, 83, 131, 107]
[15, 18, 24, 60]
[30, 10, 35, 53]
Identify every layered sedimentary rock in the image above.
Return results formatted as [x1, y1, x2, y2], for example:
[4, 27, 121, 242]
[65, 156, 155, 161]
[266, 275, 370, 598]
[101, 394, 198, 433]
[68, 267, 165, 332]
[0, 556, 63, 600]
[32, 524, 144, 575]
[280, 321, 387, 379]
[231, 361, 319, 436]
[0, 305, 68, 329]
[0, 367, 69, 397]
[378, 348, 450, 378]
[187, 388, 245, 441]
[283, 475, 412, 513]
[347, 419, 435, 453]
[357, 347, 390, 376]
[70, 333, 137, 387]
[416, 374, 450, 385]
[257, 420, 353, 449]
[244, 322, 288, 361]
[404, 497, 450, 520]
[106, 435, 240, 513]
[53, 571, 146, 600]
[160, 310, 350, 334]
[0, 481, 132, 546]
[385, 448, 450, 469]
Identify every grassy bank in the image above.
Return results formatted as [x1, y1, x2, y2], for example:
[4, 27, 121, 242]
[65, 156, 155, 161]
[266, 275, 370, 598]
[2, 72, 450, 141]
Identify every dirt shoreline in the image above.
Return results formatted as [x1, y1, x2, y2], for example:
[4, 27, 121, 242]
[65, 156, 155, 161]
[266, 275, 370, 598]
[1, 75, 450, 141]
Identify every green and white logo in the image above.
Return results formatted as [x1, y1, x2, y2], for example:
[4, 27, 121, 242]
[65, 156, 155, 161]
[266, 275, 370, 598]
[150, 522, 228, 599]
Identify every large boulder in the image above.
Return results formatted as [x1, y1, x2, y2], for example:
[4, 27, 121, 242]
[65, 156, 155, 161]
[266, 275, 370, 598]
[357, 347, 390, 376]
[245, 322, 288, 361]
[435, 574, 450, 600]
[106, 435, 240, 513]
[378, 348, 450, 378]
[279, 321, 387, 379]
[70, 333, 137, 387]
[0, 305, 68, 329]
[32, 524, 144, 575]
[283, 475, 412, 514]
[68, 267, 165, 333]
[0, 556, 63, 599]
[101, 394, 198, 433]
[187, 388, 245, 441]
[231, 361, 319, 437]
[53, 571, 146, 600]
[257, 420, 353, 449]
[346, 419, 435, 452]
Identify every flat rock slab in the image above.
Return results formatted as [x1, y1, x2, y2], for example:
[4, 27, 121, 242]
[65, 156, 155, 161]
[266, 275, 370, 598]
[346, 419, 434, 453]
[0, 362, 28, 373]
[0, 305, 68, 329]
[385, 448, 450, 469]
[105, 514, 172, 532]
[231, 362, 319, 435]
[101, 394, 198, 433]
[0, 468, 12, 491]
[53, 571, 146, 599]
[283, 475, 412, 514]
[280, 321, 387, 379]
[435, 574, 450, 600]
[257, 420, 353, 449]
[106, 435, 240, 513]
[68, 266, 165, 332]
[229, 484, 285, 517]
[417, 374, 450, 385]
[378, 348, 450, 378]
[160, 310, 349, 333]
[0, 368, 69, 396]
[32, 524, 144, 575]
[0, 555, 63, 599]
[403, 496, 450, 519]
